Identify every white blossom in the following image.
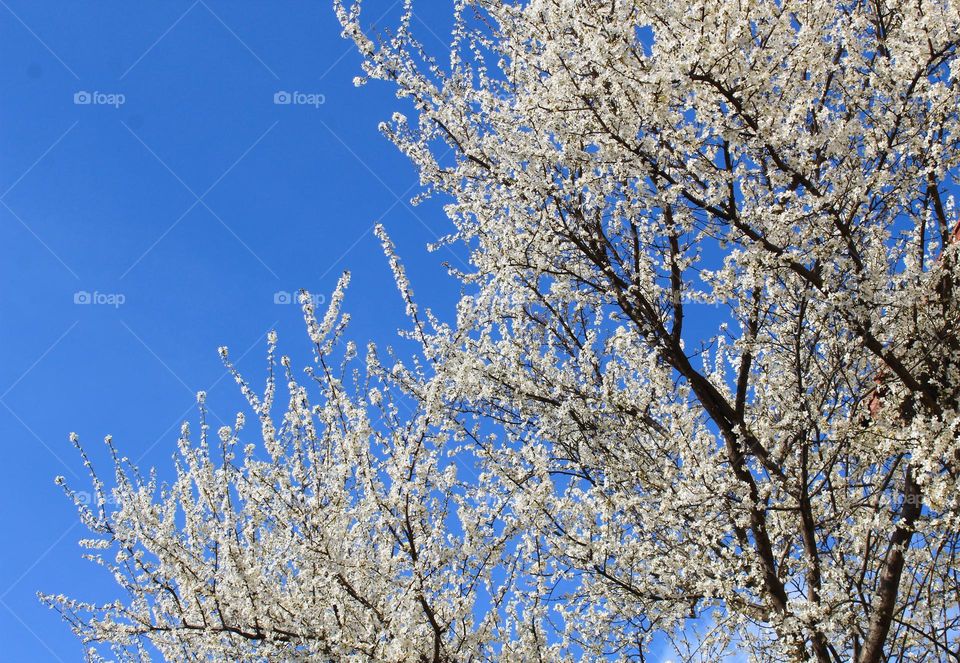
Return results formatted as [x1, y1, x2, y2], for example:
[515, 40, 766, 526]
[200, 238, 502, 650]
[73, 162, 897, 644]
[46, 1, 960, 661]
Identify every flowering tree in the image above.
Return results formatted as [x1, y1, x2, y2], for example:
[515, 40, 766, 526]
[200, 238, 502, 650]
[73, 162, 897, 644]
[45, 276, 521, 661]
[46, 0, 960, 661]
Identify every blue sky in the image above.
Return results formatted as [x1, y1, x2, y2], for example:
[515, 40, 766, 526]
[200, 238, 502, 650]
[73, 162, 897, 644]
[0, 1, 463, 658]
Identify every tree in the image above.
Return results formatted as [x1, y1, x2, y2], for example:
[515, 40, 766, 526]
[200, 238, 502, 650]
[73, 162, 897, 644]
[46, 0, 960, 660]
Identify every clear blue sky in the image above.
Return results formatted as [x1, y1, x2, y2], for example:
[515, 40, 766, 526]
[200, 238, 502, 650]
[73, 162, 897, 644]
[0, 1, 462, 658]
